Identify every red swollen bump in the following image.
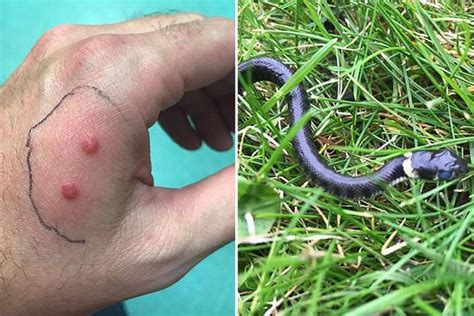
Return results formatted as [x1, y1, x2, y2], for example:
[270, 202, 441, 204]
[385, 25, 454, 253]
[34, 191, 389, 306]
[81, 136, 100, 155]
[61, 182, 79, 200]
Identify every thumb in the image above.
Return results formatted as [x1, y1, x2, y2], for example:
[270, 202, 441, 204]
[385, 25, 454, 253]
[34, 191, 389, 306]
[134, 165, 235, 259]
[171, 165, 235, 254]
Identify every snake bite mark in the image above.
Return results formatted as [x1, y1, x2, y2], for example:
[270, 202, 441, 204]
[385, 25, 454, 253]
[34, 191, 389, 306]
[81, 136, 100, 155]
[61, 182, 79, 200]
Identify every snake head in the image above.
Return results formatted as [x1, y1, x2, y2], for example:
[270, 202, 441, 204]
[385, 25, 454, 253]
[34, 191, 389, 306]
[408, 149, 468, 181]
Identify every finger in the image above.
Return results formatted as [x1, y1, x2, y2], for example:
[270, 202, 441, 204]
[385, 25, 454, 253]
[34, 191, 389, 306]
[177, 165, 235, 254]
[104, 13, 206, 34]
[156, 18, 235, 92]
[30, 13, 207, 60]
[203, 73, 235, 132]
[204, 72, 235, 99]
[158, 107, 202, 150]
[119, 18, 235, 126]
[81, 13, 207, 37]
[122, 166, 234, 290]
[216, 94, 236, 132]
[137, 165, 235, 257]
[180, 91, 233, 151]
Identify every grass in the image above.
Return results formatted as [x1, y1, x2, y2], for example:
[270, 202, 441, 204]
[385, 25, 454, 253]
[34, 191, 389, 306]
[237, 0, 474, 315]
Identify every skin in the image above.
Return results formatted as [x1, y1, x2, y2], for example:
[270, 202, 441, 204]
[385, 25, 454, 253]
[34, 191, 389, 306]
[0, 14, 234, 315]
[80, 136, 100, 155]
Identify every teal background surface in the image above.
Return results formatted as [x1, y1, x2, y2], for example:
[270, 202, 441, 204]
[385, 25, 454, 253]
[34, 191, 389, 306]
[0, 1, 235, 315]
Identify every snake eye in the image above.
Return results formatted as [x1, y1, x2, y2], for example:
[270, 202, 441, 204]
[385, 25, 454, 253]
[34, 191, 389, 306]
[438, 170, 453, 180]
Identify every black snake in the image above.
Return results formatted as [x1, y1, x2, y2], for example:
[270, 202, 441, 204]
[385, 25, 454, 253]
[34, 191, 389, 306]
[238, 57, 468, 199]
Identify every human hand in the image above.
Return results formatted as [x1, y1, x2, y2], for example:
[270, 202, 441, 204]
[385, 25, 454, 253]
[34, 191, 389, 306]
[0, 13, 234, 315]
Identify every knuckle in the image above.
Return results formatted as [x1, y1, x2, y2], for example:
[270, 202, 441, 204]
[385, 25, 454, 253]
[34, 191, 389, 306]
[64, 34, 128, 72]
[31, 24, 79, 58]
[46, 24, 80, 37]
[77, 34, 126, 55]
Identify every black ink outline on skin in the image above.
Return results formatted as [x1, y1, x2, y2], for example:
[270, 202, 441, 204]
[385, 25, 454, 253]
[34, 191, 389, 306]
[26, 85, 122, 244]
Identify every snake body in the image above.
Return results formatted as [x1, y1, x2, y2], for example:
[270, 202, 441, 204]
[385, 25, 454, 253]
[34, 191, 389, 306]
[238, 57, 468, 199]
